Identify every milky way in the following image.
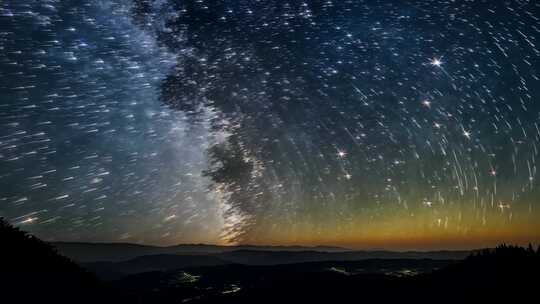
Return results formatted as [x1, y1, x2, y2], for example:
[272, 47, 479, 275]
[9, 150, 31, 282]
[1, 0, 540, 249]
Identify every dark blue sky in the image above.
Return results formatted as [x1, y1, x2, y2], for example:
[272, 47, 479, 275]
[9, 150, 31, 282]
[1, 0, 540, 249]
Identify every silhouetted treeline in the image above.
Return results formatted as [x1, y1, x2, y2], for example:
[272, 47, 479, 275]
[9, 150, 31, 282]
[411, 243, 540, 303]
[471, 243, 540, 258]
[0, 218, 110, 303]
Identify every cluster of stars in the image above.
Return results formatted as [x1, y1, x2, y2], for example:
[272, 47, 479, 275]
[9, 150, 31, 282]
[1, 0, 540, 246]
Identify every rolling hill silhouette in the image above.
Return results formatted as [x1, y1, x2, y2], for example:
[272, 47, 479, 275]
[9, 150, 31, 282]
[2, 218, 538, 303]
[52, 241, 351, 262]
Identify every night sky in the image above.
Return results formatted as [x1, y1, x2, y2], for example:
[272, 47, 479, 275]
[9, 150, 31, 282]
[1, 0, 540, 250]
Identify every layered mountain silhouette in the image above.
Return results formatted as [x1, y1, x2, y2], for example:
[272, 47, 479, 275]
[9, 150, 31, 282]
[2, 218, 539, 303]
[52, 241, 351, 262]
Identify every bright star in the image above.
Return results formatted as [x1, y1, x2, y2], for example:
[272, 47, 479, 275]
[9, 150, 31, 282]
[430, 57, 443, 67]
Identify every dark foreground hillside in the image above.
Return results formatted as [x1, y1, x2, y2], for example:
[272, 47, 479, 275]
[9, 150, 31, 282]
[0, 218, 111, 303]
[1, 218, 539, 304]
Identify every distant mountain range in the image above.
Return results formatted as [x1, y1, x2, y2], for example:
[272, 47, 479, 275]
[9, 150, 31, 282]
[5, 218, 538, 304]
[52, 242, 353, 262]
[53, 242, 472, 263]
[52, 242, 472, 280]
[84, 254, 230, 280]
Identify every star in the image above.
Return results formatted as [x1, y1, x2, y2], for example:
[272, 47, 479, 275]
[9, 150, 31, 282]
[430, 57, 443, 67]
[21, 218, 37, 224]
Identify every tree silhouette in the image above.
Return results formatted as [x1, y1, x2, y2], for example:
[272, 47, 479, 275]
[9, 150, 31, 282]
[0, 218, 107, 303]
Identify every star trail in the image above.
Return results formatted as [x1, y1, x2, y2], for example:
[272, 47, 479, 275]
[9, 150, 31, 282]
[1, 0, 540, 249]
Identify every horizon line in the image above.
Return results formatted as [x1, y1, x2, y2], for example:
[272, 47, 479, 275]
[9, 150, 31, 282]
[48, 239, 539, 252]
